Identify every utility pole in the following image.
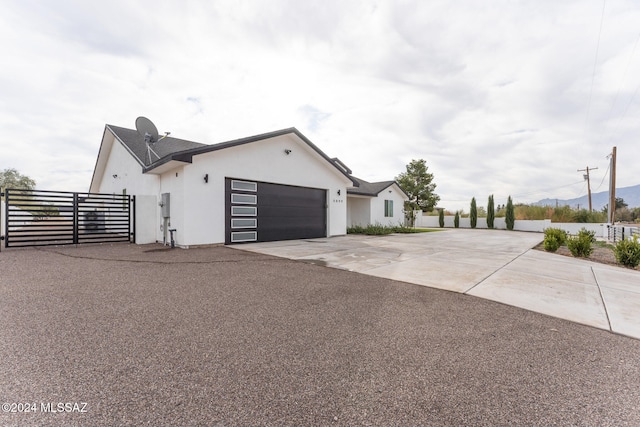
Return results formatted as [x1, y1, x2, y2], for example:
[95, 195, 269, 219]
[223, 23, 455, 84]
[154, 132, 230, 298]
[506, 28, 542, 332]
[608, 147, 617, 223]
[577, 166, 598, 212]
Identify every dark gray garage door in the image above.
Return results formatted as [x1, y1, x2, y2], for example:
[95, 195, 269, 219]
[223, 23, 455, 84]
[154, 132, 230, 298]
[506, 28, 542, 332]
[225, 178, 327, 244]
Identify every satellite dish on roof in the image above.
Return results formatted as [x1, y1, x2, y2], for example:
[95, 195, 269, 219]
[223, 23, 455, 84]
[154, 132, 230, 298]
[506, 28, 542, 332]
[135, 116, 159, 144]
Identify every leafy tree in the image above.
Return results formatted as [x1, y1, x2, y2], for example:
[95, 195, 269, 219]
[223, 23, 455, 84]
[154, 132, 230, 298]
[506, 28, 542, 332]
[470, 197, 477, 229]
[487, 194, 495, 229]
[602, 198, 629, 214]
[0, 168, 56, 218]
[396, 159, 440, 213]
[438, 209, 444, 228]
[505, 196, 515, 230]
[0, 168, 36, 201]
[0, 168, 36, 190]
[454, 211, 460, 228]
[614, 207, 634, 222]
[573, 209, 607, 223]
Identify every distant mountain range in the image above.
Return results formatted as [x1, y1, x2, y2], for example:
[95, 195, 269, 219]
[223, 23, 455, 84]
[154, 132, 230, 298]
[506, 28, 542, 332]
[534, 184, 640, 210]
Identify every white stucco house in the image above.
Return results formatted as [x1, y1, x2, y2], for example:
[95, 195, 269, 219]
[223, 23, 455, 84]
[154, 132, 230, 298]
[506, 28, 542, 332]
[346, 178, 409, 227]
[90, 119, 407, 247]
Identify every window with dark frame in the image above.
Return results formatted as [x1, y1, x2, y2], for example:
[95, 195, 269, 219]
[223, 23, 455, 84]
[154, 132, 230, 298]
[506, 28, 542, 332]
[384, 199, 393, 217]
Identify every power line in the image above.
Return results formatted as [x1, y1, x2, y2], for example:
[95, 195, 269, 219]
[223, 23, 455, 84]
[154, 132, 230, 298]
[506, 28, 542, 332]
[577, 180, 588, 198]
[604, 33, 640, 144]
[606, 31, 640, 121]
[584, 0, 607, 130]
[512, 180, 584, 198]
[594, 160, 610, 192]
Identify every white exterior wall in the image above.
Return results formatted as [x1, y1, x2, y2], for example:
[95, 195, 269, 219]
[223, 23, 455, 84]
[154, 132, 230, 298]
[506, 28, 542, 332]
[94, 137, 160, 196]
[347, 196, 371, 227]
[159, 167, 185, 245]
[368, 186, 407, 226]
[135, 195, 157, 244]
[178, 134, 350, 246]
[555, 222, 608, 237]
[95, 138, 163, 244]
[514, 220, 551, 232]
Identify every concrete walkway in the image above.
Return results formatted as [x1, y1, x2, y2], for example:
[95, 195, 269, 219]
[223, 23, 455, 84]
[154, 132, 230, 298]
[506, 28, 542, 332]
[237, 229, 640, 340]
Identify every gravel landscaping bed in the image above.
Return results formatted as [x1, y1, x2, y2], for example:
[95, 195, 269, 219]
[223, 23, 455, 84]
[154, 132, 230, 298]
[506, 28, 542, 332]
[534, 242, 640, 271]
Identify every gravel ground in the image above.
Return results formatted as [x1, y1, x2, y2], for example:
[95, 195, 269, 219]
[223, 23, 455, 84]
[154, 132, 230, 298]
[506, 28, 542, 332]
[1, 243, 640, 426]
[534, 242, 640, 270]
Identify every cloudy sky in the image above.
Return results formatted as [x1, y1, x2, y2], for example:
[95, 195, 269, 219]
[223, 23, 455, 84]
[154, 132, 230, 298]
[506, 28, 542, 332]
[1, 0, 639, 211]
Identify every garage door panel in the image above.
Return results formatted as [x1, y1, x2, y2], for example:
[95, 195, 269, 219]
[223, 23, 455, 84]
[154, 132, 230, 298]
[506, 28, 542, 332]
[258, 224, 325, 242]
[257, 205, 325, 218]
[226, 178, 326, 244]
[258, 195, 325, 208]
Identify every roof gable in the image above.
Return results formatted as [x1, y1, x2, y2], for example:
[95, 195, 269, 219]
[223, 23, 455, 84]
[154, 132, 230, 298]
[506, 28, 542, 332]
[140, 127, 356, 183]
[93, 124, 357, 185]
[107, 124, 207, 167]
[348, 177, 408, 198]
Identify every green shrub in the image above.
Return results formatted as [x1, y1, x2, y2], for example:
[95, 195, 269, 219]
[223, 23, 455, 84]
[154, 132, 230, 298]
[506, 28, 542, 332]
[613, 235, 640, 268]
[438, 209, 444, 228]
[544, 235, 561, 252]
[543, 228, 567, 252]
[366, 223, 393, 235]
[348, 223, 425, 235]
[544, 228, 567, 246]
[392, 223, 420, 234]
[454, 211, 460, 228]
[566, 229, 594, 258]
[578, 228, 596, 243]
[347, 225, 365, 234]
[347, 223, 393, 235]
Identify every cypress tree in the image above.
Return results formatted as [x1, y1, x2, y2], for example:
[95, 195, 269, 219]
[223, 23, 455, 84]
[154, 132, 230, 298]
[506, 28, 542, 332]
[470, 197, 477, 229]
[438, 209, 445, 228]
[506, 196, 515, 230]
[454, 211, 460, 228]
[487, 194, 495, 229]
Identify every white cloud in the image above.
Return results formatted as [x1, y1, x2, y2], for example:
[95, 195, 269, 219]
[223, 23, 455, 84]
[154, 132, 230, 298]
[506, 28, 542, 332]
[1, 0, 639, 211]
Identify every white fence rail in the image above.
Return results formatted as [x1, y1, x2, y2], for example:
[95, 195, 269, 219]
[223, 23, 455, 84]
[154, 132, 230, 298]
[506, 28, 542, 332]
[607, 225, 640, 242]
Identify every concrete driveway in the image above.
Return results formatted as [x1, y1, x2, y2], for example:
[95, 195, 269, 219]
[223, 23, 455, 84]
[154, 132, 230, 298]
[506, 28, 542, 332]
[238, 229, 640, 340]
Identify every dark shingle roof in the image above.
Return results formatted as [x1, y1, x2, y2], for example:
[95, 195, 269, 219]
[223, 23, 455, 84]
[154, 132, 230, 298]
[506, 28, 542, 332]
[106, 125, 357, 184]
[107, 125, 207, 167]
[348, 177, 398, 196]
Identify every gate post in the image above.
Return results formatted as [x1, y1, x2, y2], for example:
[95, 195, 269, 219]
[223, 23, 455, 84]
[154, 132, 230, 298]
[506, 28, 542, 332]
[131, 195, 136, 244]
[73, 192, 79, 245]
[1, 188, 4, 251]
[3, 188, 8, 249]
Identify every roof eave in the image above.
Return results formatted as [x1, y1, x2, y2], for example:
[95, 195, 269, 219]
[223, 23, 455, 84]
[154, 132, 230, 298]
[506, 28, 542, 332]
[89, 126, 111, 192]
[143, 153, 193, 174]
[149, 127, 358, 185]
